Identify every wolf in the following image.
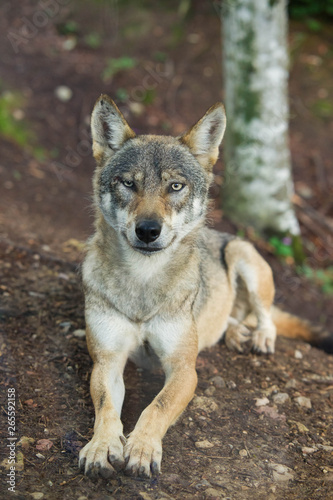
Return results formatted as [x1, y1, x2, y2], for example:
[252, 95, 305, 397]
[79, 95, 331, 479]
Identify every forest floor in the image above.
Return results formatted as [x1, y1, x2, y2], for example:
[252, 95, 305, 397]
[0, 2, 333, 499]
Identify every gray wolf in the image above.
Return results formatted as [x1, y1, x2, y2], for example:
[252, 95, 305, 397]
[79, 95, 330, 479]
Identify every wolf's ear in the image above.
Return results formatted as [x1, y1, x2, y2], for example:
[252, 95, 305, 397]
[179, 103, 226, 170]
[91, 95, 136, 164]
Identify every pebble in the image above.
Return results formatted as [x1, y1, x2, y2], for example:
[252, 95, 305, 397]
[55, 85, 73, 102]
[294, 396, 312, 409]
[286, 379, 297, 389]
[59, 321, 72, 334]
[273, 393, 290, 405]
[209, 376, 225, 389]
[226, 380, 237, 390]
[191, 396, 218, 413]
[317, 444, 333, 452]
[239, 449, 248, 457]
[195, 479, 212, 489]
[30, 493, 44, 500]
[195, 440, 214, 449]
[73, 329, 86, 338]
[295, 349, 303, 359]
[255, 397, 270, 407]
[204, 386, 216, 396]
[302, 447, 318, 454]
[204, 487, 223, 498]
[288, 420, 309, 433]
[268, 463, 294, 482]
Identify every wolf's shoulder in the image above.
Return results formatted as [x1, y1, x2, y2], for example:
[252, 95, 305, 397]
[198, 227, 238, 264]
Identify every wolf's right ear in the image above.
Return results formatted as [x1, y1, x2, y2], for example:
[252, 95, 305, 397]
[91, 95, 136, 164]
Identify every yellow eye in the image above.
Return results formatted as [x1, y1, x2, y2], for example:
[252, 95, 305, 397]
[123, 180, 134, 188]
[171, 183, 183, 191]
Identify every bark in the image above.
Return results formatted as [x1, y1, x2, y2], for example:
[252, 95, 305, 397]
[222, 0, 300, 235]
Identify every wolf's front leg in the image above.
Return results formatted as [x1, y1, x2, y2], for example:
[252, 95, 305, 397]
[125, 322, 198, 477]
[79, 350, 128, 479]
[79, 310, 136, 479]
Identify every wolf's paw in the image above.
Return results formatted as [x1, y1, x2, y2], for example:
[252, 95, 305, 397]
[124, 433, 162, 477]
[252, 327, 276, 354]
[79, 435, 125, 479]
[225, 323, 251, 352]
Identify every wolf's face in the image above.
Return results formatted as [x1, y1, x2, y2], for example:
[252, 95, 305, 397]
[91, 96, 226, 255]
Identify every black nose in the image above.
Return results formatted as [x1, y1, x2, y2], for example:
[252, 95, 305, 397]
[135, 220, 161, 244]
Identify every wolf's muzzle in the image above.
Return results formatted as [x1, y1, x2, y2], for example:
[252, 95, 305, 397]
[135, 220, 161, 244]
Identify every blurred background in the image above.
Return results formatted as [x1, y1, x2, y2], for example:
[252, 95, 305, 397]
[1, 3, 333, 497]
[0, 0, 332, 300]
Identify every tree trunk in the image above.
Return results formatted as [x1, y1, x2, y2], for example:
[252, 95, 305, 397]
[222, 0, 300, 235]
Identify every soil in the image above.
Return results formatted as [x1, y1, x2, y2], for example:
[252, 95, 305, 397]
[0, 2, 332, 499]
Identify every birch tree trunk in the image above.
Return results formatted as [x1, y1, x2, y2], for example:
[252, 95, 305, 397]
[222, 0, 300, 235]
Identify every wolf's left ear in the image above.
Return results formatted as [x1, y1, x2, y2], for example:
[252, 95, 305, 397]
[179, 103, 226, 170]
[91, 94, 136, 164]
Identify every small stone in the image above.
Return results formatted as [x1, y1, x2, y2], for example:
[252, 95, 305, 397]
[55, 85, 73, 102]
[269, 463, 294, 482]
[138, 493, 152, 500]
[36, 453, 45, 459]
[288, 420, 309, 433]
[128, 101, 145, 116]
[272, 470, 294, 482]
[294, 396, 312, 409]
[195, 479, 212, 489]
[209, 376, 225, 389]
[73, 329, 86, 338]
[273, 393, 290, 405]
[204, 386, 216, 396]
[302, 447, 318, 454]
[239, 449, 248, 457]
[286, 379, 297, 389]
[191, 396, 218, 413]
[36, 439, 53, 451]
[30, 493, 44, 500]
[59, 321, 71, 334]
[63, 38, 77, 51]
[317, 444, 333, 452]
[205, 487, 223, 498]
[255, 397, 270, 407]
[226, 380, 237, 389]
[295, 349, 303, 359]
[195, 440, 214, 449]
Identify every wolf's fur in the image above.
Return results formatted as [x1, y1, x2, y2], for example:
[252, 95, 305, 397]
[79, 95, 328, 480]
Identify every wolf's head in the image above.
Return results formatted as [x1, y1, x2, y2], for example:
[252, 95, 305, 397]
[91, 95, 226, 256]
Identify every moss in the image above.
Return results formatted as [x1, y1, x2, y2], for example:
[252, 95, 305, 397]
[233, 28, 261, 124]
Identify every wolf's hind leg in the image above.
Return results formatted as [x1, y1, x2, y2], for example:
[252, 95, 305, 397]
[225, 241, 276, 354]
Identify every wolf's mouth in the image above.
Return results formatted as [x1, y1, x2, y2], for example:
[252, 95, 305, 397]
[133, 246, 163, 255]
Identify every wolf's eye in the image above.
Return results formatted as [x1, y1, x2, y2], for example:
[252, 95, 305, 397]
[171, 183, 184, 191]
[123, 180, 134, 188]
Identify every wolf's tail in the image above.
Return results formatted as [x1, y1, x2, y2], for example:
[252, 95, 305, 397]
[271, 306, 333, 354]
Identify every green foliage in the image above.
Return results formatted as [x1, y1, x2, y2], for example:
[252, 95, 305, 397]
[102, 57, 137, 81]
[298, 265, 333, 294]
[115, 88, 129, 102]
[269, 235, 305, 264]
[57, 20, 79, 36]
[84, 32, 102, 49]
[312, 99, 333, 119]
[289, 0, 333, 18]
[153, 51, 167, 62]
[0, 91, 31, 147]
[269, 236, 294, 258]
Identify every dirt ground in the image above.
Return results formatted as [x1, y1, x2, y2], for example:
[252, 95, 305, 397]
[0, 1, 333, 499]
